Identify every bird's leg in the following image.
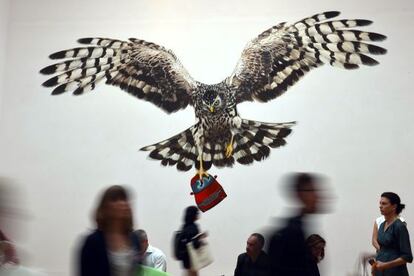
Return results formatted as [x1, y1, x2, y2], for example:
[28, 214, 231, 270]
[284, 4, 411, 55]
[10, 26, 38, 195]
[225, 133, 234, 158]
[196, 144, 207, 179]
[198, 157, 207, 179]
[226, 116, 241, 158]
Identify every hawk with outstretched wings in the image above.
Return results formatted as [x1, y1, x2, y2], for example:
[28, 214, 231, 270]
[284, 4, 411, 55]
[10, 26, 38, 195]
[40, 11, 386, 177]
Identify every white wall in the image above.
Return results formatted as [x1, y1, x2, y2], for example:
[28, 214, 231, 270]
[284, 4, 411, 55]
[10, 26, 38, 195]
[0, 0, 413, 275]
[0, 0, 10, 120]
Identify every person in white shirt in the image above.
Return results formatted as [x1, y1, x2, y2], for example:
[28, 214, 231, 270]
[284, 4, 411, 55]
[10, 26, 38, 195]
[135, 229, 167, 272]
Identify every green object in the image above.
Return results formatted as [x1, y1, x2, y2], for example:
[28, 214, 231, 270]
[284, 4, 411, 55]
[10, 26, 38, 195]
[137, 265, 169, 276]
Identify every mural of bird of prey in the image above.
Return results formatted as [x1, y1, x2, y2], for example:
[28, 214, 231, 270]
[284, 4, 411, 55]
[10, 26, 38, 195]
[40, 11, 386, 178]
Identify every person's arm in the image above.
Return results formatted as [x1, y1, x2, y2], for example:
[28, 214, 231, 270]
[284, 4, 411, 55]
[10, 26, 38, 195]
[80, 234, 107, 276]
[80, 237, 94, 276]
[268, 231, 286, 274]
[189, 225, 202, 249]
[372, 221, 380, 251]
[397, 222, 413, 263]
[373, 258, 407, 271]
[153, 253, 167, 272]
[2, 241, 19, 264]
[0, 230, 6, 240]
[234, 254, 243, 276]
[0, 230, 19, 264]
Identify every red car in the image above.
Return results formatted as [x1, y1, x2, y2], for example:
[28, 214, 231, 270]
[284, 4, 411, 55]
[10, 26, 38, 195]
[190, 174, 227, 212]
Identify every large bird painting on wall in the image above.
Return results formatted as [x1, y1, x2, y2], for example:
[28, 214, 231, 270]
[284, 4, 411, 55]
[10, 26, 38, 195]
[40, 11, 386, 178]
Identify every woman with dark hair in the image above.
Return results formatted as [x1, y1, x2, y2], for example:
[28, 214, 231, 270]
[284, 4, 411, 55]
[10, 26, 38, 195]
[180, 206, 206, 276]
[79, 185, 141, 276]
[372, 192, 412, 276]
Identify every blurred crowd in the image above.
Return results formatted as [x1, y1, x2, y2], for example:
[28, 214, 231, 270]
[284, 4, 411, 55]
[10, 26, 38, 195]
[0, 173, 412, 276]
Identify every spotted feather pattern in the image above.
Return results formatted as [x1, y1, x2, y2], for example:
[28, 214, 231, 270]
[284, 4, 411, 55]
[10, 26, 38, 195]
[40, 37, 197, 113]
[140, 120, 294, 171]
[229, 11, 387, 103]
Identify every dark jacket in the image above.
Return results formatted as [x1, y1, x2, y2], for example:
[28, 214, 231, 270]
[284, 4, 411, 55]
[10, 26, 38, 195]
[79, 229, 141, 276]
[234, 251, 270, 276]
[268, 215, 314, 276]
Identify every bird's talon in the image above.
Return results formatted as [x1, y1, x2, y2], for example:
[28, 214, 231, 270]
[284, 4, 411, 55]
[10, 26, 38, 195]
[197, 169, 208, 180]
[225, 143, 233, 158]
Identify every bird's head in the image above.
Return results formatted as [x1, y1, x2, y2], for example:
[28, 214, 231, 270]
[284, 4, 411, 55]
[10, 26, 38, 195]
[202, 90, 223, 113]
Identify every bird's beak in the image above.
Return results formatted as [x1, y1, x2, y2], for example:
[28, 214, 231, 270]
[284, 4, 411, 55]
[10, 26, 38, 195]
[209, 106, 214, 113]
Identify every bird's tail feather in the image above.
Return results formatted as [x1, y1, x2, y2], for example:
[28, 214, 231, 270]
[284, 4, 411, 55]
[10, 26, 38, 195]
[140, 125, 234, 171]
[140, 126, 198, 172]
[140, 119, 295, 171]
[231, 119, 295, 165]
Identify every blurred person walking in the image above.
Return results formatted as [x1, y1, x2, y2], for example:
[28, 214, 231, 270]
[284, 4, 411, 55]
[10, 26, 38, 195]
[371, 192, 412, 276]
[78, 185, 141, 276]
[0, 179, 20, 266]
[0, 230, 19, 266]
[234, 233, 269, 276]
[175, 206, 208, 276]
[267, 172, 328, 276]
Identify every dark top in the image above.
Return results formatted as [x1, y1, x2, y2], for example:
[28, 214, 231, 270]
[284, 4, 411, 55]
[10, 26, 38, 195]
[180, 222, 200, 269]
[375, 219, 413, 276]
[234, 251, 270, 276]
[267, 215, 315, 276]
[308, 258, 320, 276]
[79, 229, 141, 276]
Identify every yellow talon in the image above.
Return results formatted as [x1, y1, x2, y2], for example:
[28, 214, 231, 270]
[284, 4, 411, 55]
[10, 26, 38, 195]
[197, 169, 207, 180]
[225, 143, 233, 158]
[225, 135, 234, 158]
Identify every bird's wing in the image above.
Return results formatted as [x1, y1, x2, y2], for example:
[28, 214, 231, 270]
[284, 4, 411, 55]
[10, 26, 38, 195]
[40, 37, 197, 113]
[227, 11, 387, 103]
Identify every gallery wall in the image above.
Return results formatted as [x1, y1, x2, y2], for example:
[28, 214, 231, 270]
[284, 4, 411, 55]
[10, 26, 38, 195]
[0, 0, 10, 119]
[0, 0, 413, 275]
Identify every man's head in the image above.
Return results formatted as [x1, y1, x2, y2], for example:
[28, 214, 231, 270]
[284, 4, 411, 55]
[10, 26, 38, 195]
[246, 233, 265, 259]
[135, 229, 149, 253]
[289, 173, 323, 214]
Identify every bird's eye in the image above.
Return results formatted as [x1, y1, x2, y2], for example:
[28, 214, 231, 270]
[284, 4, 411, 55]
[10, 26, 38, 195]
[214, 100, 220, 106]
